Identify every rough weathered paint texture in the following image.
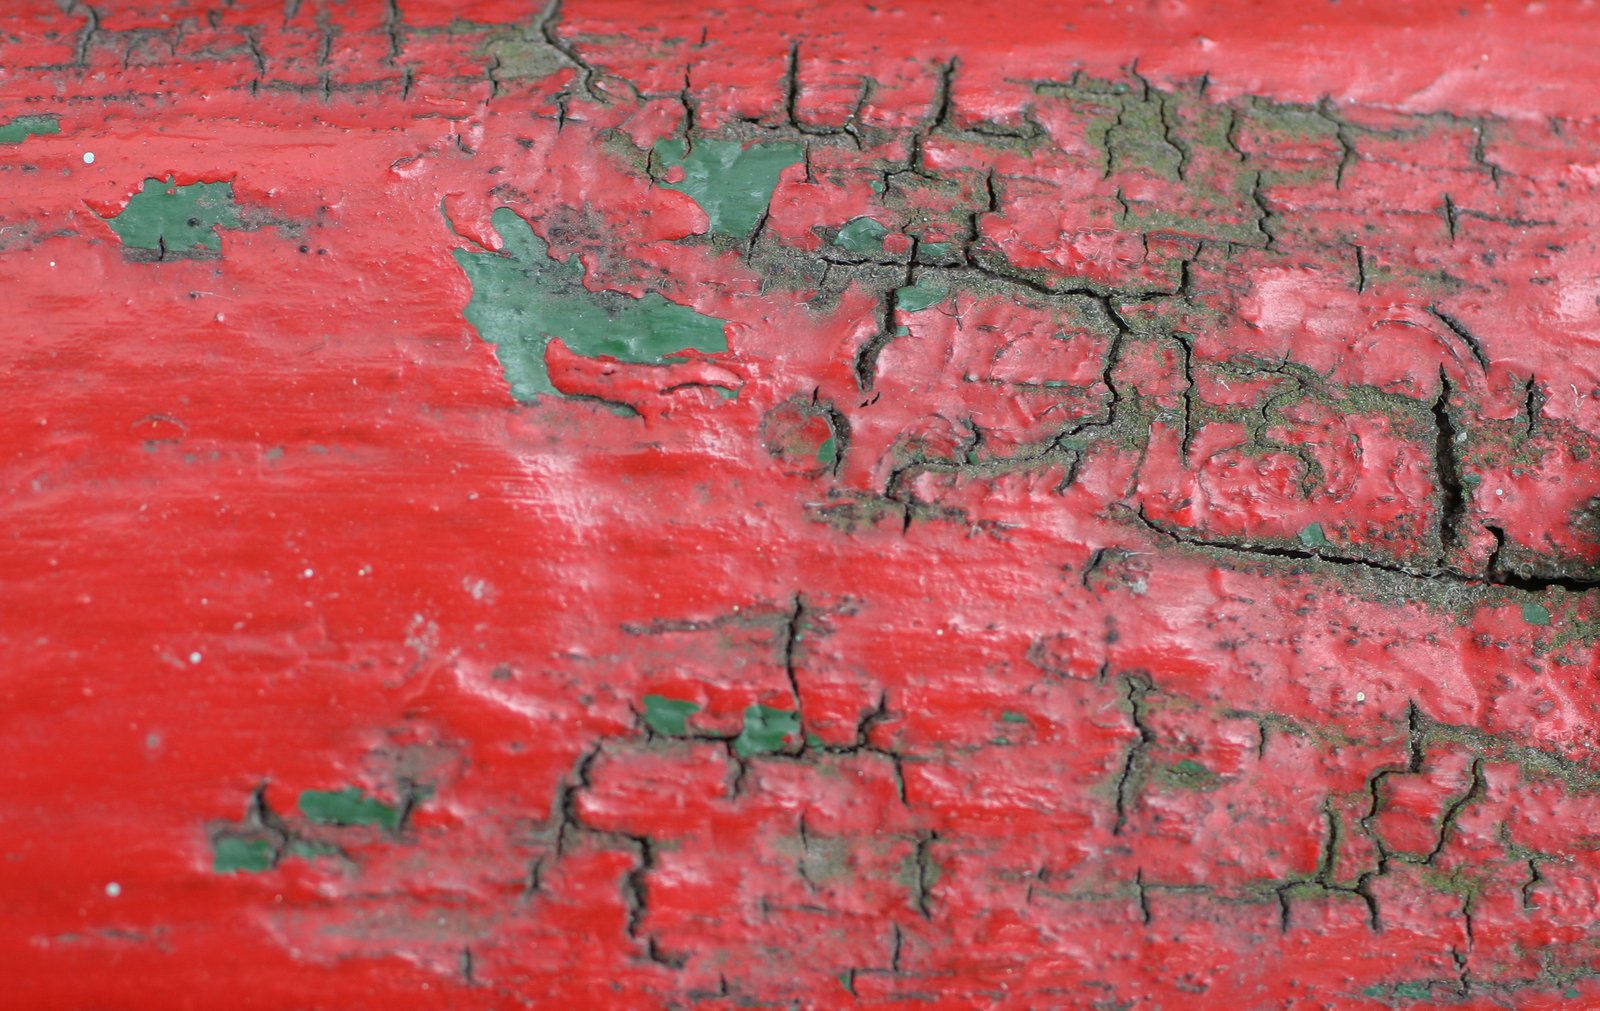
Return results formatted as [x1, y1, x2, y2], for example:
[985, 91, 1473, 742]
[9, 1, 1600, 1008]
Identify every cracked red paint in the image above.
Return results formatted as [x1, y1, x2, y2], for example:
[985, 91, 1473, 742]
[8, 2, 1600, 1008]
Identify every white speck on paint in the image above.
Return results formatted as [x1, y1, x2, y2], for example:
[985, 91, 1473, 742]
[105, 882, 121, 897]
[1356, 692, 1366, 702]
[189, 651, 202, 664]
[83, 152, 95, 164]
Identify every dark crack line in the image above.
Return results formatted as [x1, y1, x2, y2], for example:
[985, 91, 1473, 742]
[1113, 674, 1153, 836]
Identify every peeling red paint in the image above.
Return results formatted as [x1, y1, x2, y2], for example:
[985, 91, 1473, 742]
[9, 2, 1600, 1008]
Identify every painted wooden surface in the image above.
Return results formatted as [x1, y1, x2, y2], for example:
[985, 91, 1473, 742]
[8, 1, 1600, 1006]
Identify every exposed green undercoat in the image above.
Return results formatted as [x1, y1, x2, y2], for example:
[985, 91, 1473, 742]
[815, 435, 837, 470]
[0, 114, 59, 144]
[642, 694, 700, 736]
[896, 279, 948, 313]
[1298, 522, 1331, 548]
[652, 138, 802, 236]
[734, 703, 800, 757]
[212, 835, 275, 874]
[106, 178, 241, 252]
[453, 208, 729, 401]
[833, 216, 889, 254]
[298, 787, 401, 830]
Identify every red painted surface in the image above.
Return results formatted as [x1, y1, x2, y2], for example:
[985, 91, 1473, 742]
[8, 2, 1600, 1007]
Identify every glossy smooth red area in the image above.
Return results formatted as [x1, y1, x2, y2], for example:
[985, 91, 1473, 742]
[8, 2, 1600, 1008]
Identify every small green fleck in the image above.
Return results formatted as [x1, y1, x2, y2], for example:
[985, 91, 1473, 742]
[894, 324, 910, 336]
[1568, 989, 1582, 999]
[833, 216, 889, 254]
[816, 435, 837, 469]
[869, 180, 885, 194]
[107, 177, 241, 253]
[805, 732, 824, 748]
[652, 138, 803, 235]
[0, 114, 60, 144]
[298, 787, 401, 830]
[1522, 601, 1552, 626]
[896, 279, 948, 313]
[642, 694, 700, 736]
[1462, 472, 1481, 487]
[1362, 985, 1386, 998]
[1393, 981, 1431, 1000]
[1000, 711, 1028, 723]
[918, 241, 953, 261]
[213, 835, 275, 873]
[734, 703, 800, 757]
[712, 385, 740, 401]
[1298, 522, 1330, 548]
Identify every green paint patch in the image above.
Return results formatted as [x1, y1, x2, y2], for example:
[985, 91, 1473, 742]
[452, 208, 728, 401]
[652, 138, 802, 236]
[106, 178, 240, 254]
[917, 241, 954, 261]
[1000, 711, 1028, 723]
[212, 835, 275, 873]
[0, 114, 59, 144]
[1523, 601, 1552, 626]
[735, 703, 800, 757]
[1298, 522, 1331, 548]
[896, 279, 948, 313]
[298, 787, 401, 830]
[833, 216, 889, 254]
[642, 694, 700, 736]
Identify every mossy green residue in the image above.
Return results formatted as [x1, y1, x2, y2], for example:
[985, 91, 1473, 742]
[298, 787, 401, 830]
[896, 279, 948, 313]
[735, 703, 800, 757]
[642, 694, 700, 735]
[833, 216, 889, 254]
[212, 835, 275, 873]
[452, 208, 729, 401]
[652, 138, 802, 235]
[107, 178, 240, 252]
[0, 114, 60, 144]
[1362, 980, 1437, 1002]
[286, 839, 342, 860]
[1523, 601, 1552, 626]
[1161, 758, 1224, 791]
